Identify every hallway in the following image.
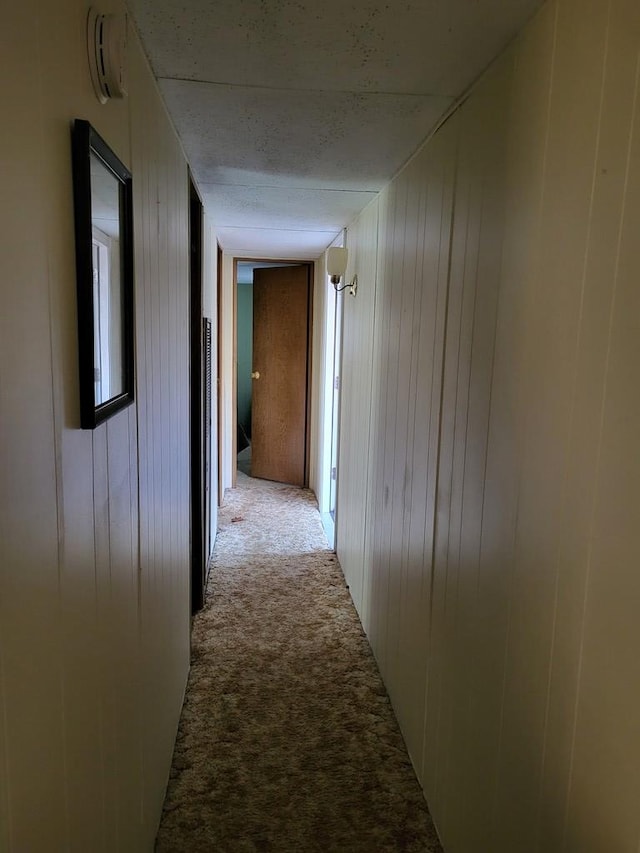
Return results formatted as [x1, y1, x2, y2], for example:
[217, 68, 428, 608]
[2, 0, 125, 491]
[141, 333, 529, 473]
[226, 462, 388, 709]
[156, 474, 442, 852]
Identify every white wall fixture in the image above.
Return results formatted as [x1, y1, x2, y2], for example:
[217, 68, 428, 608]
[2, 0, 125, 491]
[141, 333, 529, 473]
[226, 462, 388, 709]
[326, 246, 349, 291]
[87, 8, 128, 104]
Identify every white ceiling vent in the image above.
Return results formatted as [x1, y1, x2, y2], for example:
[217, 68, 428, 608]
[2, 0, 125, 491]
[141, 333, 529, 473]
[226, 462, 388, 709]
[87, 8, 128, 104]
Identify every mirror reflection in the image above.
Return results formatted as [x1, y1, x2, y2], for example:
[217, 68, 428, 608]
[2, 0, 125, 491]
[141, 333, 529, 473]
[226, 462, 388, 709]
[90, 153, 124, 404]
[72, 119, 134, 428]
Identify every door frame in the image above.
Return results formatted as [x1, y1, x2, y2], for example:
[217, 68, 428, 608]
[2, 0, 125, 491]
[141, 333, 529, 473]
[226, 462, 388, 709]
[233, 257, 314, 488]
[189, 175, 205, 615]
[216, 242, 224, 505]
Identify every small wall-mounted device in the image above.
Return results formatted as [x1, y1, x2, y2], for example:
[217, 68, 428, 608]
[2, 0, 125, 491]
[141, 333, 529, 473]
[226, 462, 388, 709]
[87, 8, 128, 104]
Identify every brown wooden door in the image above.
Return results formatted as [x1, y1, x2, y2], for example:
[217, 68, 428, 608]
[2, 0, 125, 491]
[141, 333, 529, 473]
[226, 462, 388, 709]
[251, 265, 310, 486]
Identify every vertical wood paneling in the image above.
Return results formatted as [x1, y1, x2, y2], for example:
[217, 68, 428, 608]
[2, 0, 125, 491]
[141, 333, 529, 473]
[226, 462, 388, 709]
[337, 1, 640, 850]
[471, 6, 557, 849]
[442, 58, 513, 852]
[37, 0, 133, 841]
[368, 179, 399, 666]
[1, 3, 192, 849]
[410, 131, 455, 779]
[129, 34, 191, 844]
[376, 174, 409, 685]
[425, 102, 470, 829]
[59, 429, 105, 849]
[92, 429, 119, 851]
[0, 2, 68, 847]
[537, 3, 640, 849]
[492, 2, 610, 849]
[0, 661, 10, 853]
[356, 193, 383, 633]
[108, 412, 144, 840]
[386, 165, 421, 706]
[563, 5, 640, 847]
[336, 197, 379, 613]
[362, 185, 391, 635]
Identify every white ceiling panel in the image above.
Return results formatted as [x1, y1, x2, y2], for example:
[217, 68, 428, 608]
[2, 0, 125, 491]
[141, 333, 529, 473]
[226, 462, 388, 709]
[216, 227, 339, 259]
[128, 0, 545, 257]
[200, 185, 377, 231]
[130, 0, 543, 97]
[159, 80, 452, 191]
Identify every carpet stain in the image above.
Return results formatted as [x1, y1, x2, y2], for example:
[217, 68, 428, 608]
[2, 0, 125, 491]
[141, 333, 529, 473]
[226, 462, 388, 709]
[155, 473, 442, 853]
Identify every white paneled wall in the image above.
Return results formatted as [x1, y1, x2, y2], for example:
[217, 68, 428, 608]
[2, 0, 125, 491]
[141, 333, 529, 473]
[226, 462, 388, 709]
[336, 0, 640, 850]
[336, 199, 379, 608]
[130, 38, 191, 836]
[0, 2, 194, 849]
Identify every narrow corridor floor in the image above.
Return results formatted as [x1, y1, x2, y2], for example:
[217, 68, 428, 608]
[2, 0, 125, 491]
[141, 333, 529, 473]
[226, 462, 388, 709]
[156, 473, 442, 853]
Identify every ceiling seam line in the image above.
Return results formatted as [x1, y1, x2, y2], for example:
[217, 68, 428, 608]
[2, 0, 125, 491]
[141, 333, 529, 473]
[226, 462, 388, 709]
[216, 226, 341, 233]
[198, 185, 380, 194]
[156, 76, 456, 99]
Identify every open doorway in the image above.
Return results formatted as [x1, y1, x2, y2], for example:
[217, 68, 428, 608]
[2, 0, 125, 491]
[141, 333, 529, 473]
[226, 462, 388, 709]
[189, 176, 208, 615]
[236, 264, 253, 477]
[316, 261, 344, 549]
[327, 285, 343, 538]
[217, 243, 224, 506]
[234, 260, 313, 487]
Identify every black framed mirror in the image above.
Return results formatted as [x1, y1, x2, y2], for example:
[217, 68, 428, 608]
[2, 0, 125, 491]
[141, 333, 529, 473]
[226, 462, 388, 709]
[71, 119, 134, 429]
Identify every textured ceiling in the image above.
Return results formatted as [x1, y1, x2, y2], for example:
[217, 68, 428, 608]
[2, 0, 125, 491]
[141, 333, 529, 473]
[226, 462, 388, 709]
[128, 0, 543, 258]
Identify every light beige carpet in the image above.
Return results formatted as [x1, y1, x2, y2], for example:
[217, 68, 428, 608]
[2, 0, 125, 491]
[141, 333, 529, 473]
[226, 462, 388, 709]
[155, 473, 443, 852]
